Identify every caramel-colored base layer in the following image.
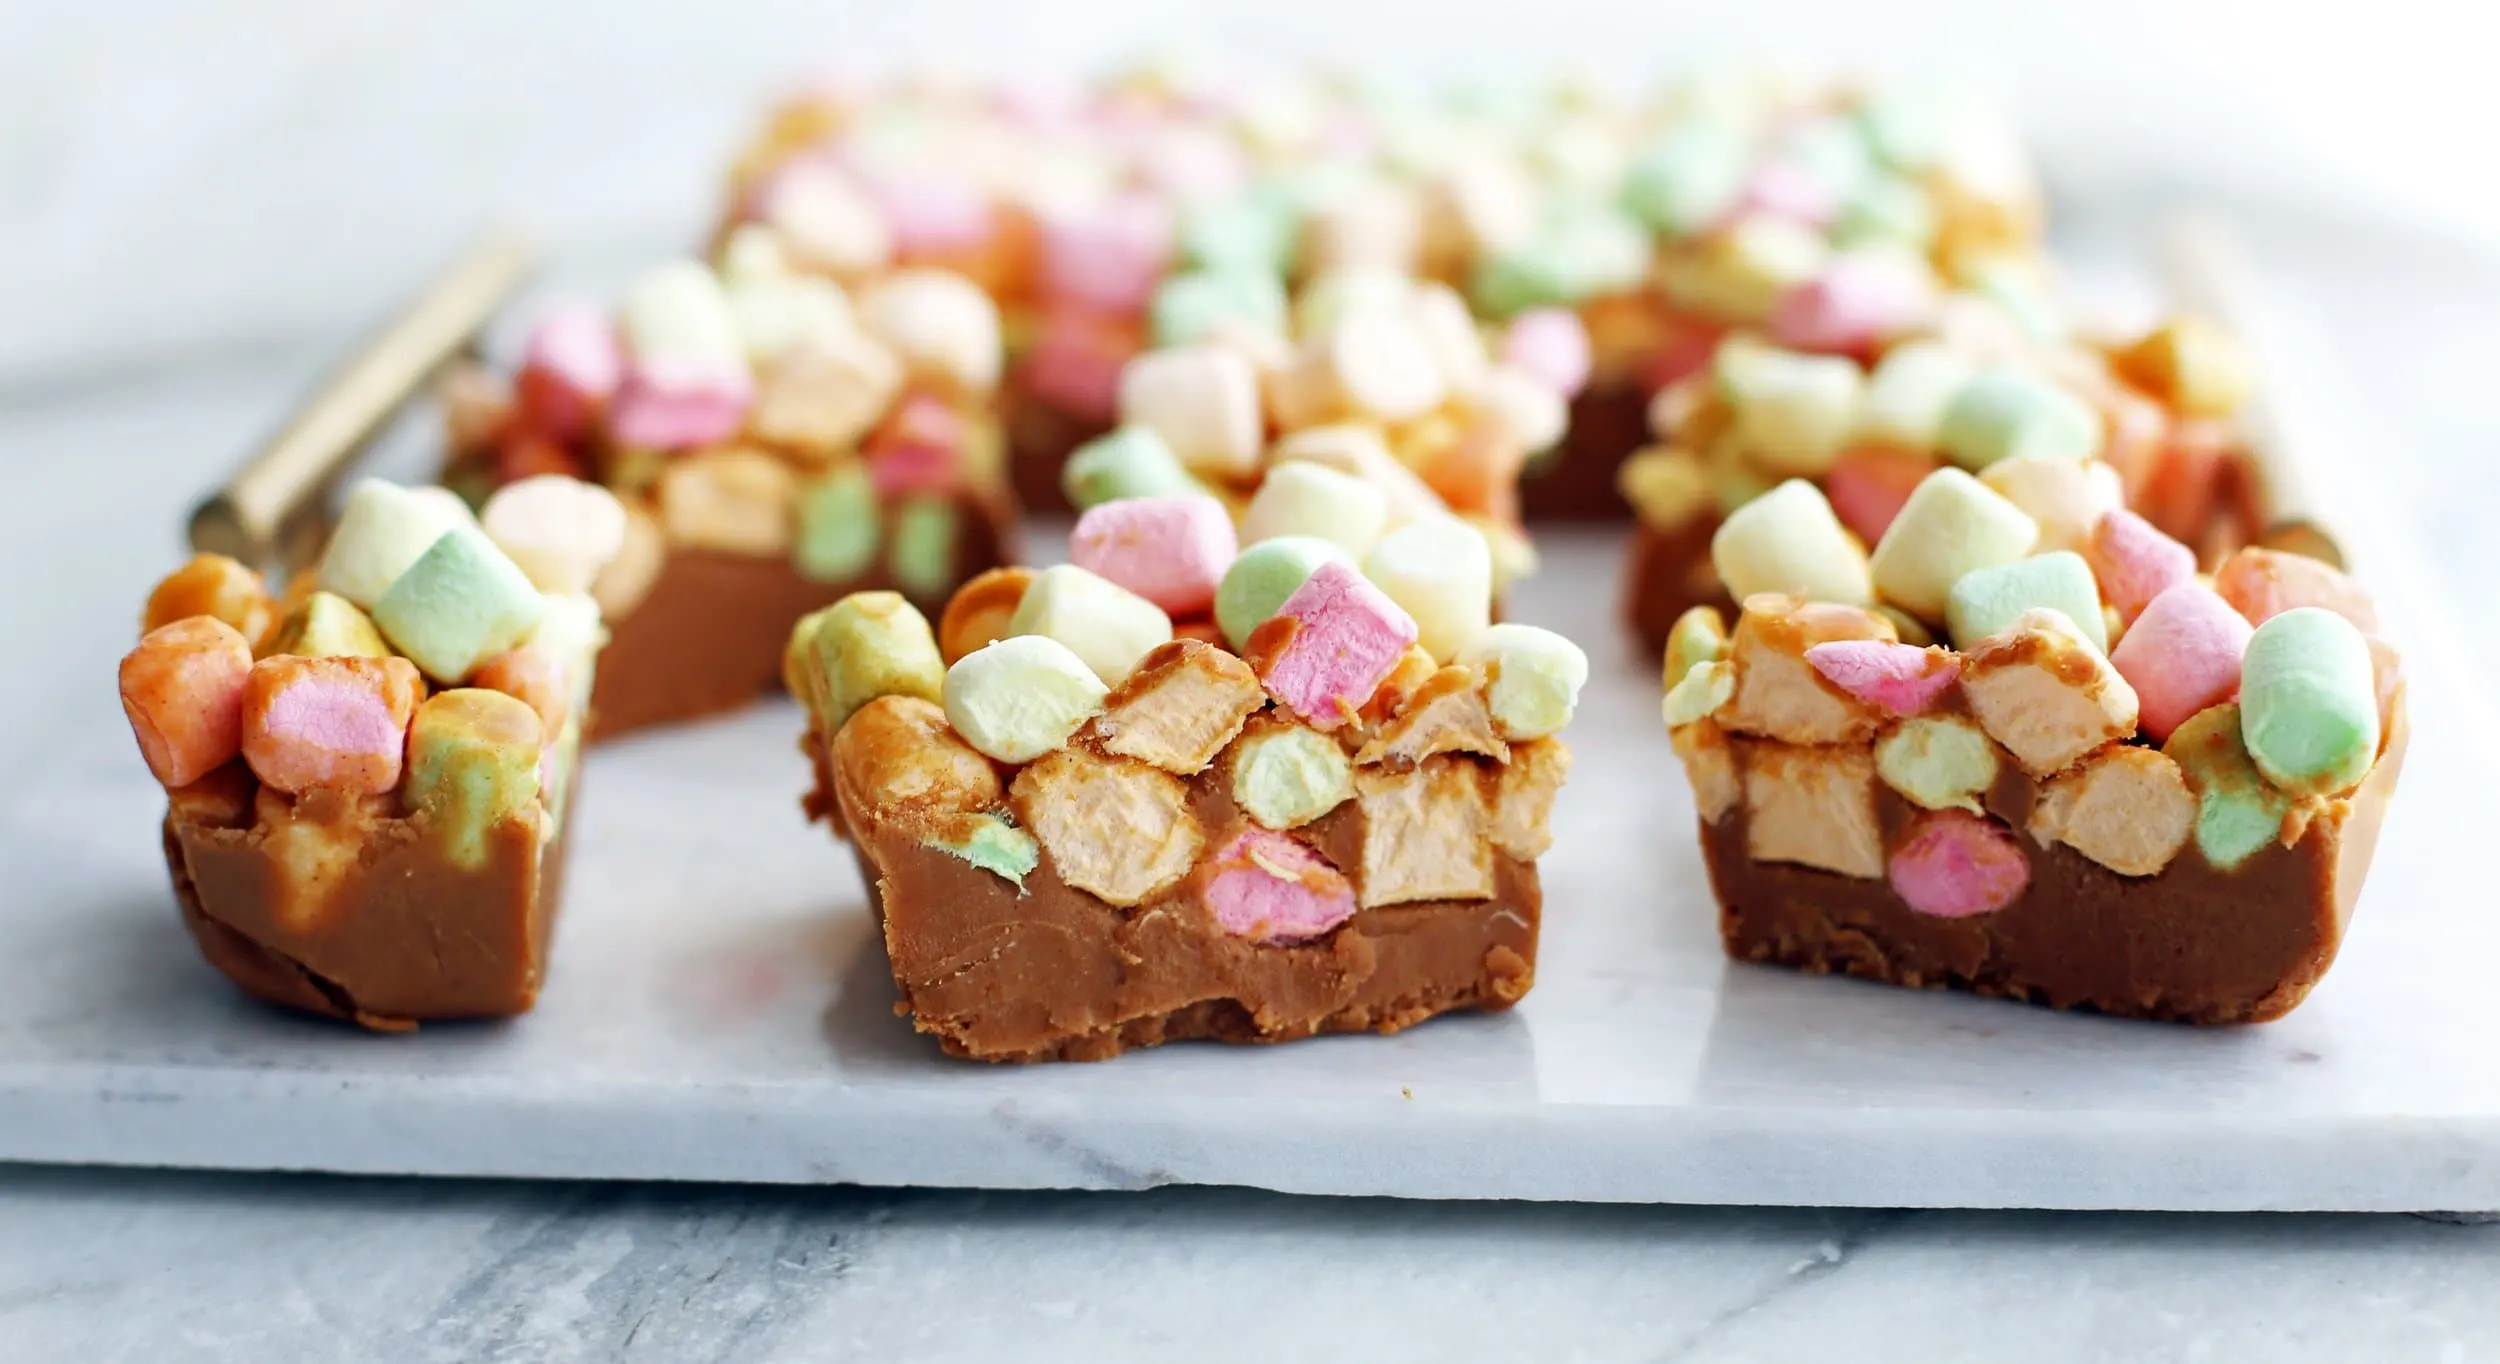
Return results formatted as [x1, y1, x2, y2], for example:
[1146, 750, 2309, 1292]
[592, 496, 1013, 738]
[1520, 378, 1648, 521]
[1623, 515, 1730, 663]
[164, 781, 575, 1030]
[816, 740, 1540, 1063]
[1699, 712, 2408, 1025]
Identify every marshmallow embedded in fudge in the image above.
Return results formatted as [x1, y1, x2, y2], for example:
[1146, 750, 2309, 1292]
[1663, 605, 1731, 691]
[1240, 461, 1388, 557]
[2211, 546, 2380, 633]
[1361, 519, 1492, 663]
[239, 654, 424, 795]
[1246, 560, 1421, 729]
[792, 465, 880, 582]
[370, 525, 546, 684]
[402, 689, 544, 869]
[657, 448, 798, 557]
[1958, 608, 2139, 777]
[2085, 508, 2195, 627]
[1353, 757, 1495, 906]
[936, 567, 1034, 666]
[1117, 343, 1264, 479]
[2163, 702, 2292, 870]
[1229, 717, 1356, 830]
[1978, 457, 2123, 556]
[144, 554, 275, 646]
[119, 616, 256, 788]
[923, 811, 1042, 891]
[480, 475, 628, 597]
[2112, 315, 2254, 419]
[1011, 747, 1204, 907]
[1709, 479, 1875, 607]
[470, 643, 570, 740]
[2238, 607, 2381, 798]
[1937, 365, 2102, 470]
[1061, 426, 1208, 511]
[2109, 581, 2253, 743]
[1946, 550, 2107, 653]
[1092, 640, 1266, 774]
[263, 590, 389, 660]
[750, 330, 906, 456]
[787, 592, 946, 736]
[1662, 659, 1735, 728]
[1720, 597, 1894, 746]
[1888, 809, 2030, 918]
[1203, 828, 1357, 944]
[1875, 714, 1999, 813]
[2029, 745, 2196, 877]
[1355, 664, 1510, 768]
[1805, 639, 1960, 716]
[1741, 740, 1886, 879]
[1006, 564, 1173, 687]
[317, 479, 479, 610]
[516, 303, 622, 441]
[1069, 494, 1237, 617]
[1456, 623, 1589, 741]
[1868, 467, 2040, 622]
[833, 695, 1004, 821]
[1215, 535, 1352, 652]
[942, 634, 1109, 764]
[855, 269, 1003, 395]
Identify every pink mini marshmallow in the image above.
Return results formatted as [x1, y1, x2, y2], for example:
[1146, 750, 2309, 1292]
[2087, 508, 2196, 626]
[1889, 810, 2030, 919]
[516, 303, 622, 441]
[1249, 560, 1420, 729]
[2212, 546, 2381, 634]
[869, 444, 960, 499]
[1135, 127, 1249, 205]
[1822, 446, 1934, 544]
[1499, 308, 1593, 399]
[1203, 828, 1357, 943]
[1069, 494, 1237, 616]
[608, 358, 753, 451]
[1733, 160, 1837, 227]
[1042, 193, 1175, 314]
[2109, 580, 2255, 743]
[1769, 251, 1937, 356]
[862, 171, 995, 259]
[1020, 310, 1139, 421]
[1804, 640, 1961, 716]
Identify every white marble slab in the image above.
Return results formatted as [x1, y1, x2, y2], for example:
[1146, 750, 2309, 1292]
[1, 447, 2495, 1209]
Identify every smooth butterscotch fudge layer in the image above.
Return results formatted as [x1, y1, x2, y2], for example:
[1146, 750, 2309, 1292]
[592, 494, 1013, 738]
[1699, 697, 2408, 1024]
[162, 775, 573, 1030]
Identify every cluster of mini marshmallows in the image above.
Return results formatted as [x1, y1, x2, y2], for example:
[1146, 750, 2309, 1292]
[119, 477, 625, 865]
[452, 248, 1004, 614]
[1661, 449, 2392, 913]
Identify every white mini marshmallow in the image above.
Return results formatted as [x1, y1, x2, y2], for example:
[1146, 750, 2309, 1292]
[1117, 343, 1265, 479]
[481, 475, 631, 596]
[317, 478, 478, 610]
[856, 269, 1003, 395]
[1241, 460, 1389, 556]
[621, 260, 747, 369]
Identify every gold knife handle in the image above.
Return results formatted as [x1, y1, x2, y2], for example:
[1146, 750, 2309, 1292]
[188, 232, 537, 570]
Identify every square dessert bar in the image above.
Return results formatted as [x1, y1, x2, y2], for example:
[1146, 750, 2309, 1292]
[120, 477, 624, 1028]
[1659, 459, 2404, 1022]
[1620, 315, 2270, 654]
[790, 488, 1588, 1061]
[441, 252, 1017, 737]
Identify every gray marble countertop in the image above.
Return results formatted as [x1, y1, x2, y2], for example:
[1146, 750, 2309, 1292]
[10, 6, 2500, 1355]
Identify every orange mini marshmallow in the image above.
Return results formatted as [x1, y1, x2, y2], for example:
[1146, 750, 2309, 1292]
[239, 654, 426, 795]
[470, 645, 571, 739]
[120, 616, 256, 788]
[143, 554, 276, 647]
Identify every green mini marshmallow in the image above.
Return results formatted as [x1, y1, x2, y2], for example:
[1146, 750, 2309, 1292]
[1661, 659, 1735, 728]
[403, 688, 544, 869]
[263, 590, 389, 660]
[1007, 564, 1172, 687]
[1937, 366, 2103, 471]
[1946, 550, 2108, 653]
[1777, 116, 1876, 203]
[1663, 607, 1730, 691]
[2164, 702, 2290, 870]
[1179, 188, 1301, 277]
[1061, 426, 1205, 511]
[794, 465, 881, 583]
[941, 634, 1109, 765]
[1710, 479, 1875, 607]
[370, 525, 546, 684]
[1833, 174, 1939, 252]
[1875, 715, 1999, 813]
[1230, 724, 1355, 830]
[1620, 122, 1750, 237]
[925, 812, 1041, 891]
[1215, 535, 1353, 652]
[789, 591, 945, 735]
[1471, 241, 1577, 318]
[889, 496, 959, 603]
[1152, 268, 1288, 348]
[1457, 623, 1590, 741]
[1869, 468, 2041, 623]
[2238, 607, 2381, 798]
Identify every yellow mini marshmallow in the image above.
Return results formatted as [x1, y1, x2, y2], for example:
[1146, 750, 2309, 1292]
[1709, 479, 1875, 606]
[1269, 424, 1446, 527]
[1240, 460, 1389, 556]
[1007, 564, 1174, 687]
[1118, 343, 1265, 479]
[1858, 340, 1975, 450]
[1729, 350, 1864, 476]
[788, 591, 947, 735]
[855, 269, 1003, 395]
[725, 271, 854, 365]
[317, 478, 479, 610]
[1456, 623, 1590, 741]
[941, 634, 1109, 765]
[480, 475, 629, 596]
[1362, 517, 1492, 662]
[1868, 467, 2041, 622]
